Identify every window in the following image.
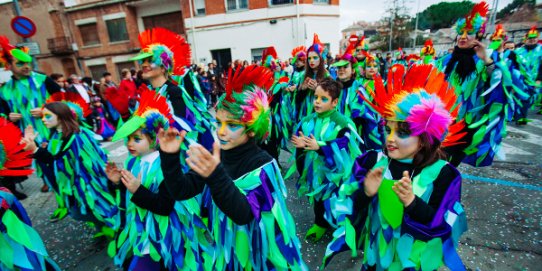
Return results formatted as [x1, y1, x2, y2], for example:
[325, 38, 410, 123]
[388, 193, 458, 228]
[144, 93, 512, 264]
[143, 12, 185, 35]
[106, 18, 129, 43]
[116, 61, 135, 79]
[88, 65, 108, 81]
[195, 0, 206, 15]
[251, 47, 266, 62]
[227, 0, 247, 11]
[270, 0, 293, 5]
[79, 23, 100, 46]
[313, 0, 329, 3]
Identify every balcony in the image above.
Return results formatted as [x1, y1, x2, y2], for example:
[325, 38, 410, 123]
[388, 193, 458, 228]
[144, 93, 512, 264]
[47, 37, 74, 55]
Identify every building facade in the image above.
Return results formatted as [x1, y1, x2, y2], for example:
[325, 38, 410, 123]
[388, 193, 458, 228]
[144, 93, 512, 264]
[180, 0, 340, 71]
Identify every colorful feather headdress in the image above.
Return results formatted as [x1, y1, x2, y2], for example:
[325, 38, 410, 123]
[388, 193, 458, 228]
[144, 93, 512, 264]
[261, 46, 278, 70]
[360, 64, 465, 146]
[0, 36, 32, 69]
[0, 117, 33, 177]
[291, 46, 307, 65]
[131, 28, 191, 76]
[489, 24, 507, 49]
[454, 1, 488, 35]
[308, 34, 328, 59]
[350, 35, 369, 52]
[47, 92, 92, 123]
[332, 42, 357, 67]
[363, 51, 378, 67]
[112, 87, 175, 143]
[217, 65, 274, 142]
[527, 25, 539, 39]
[420, 39, 435, 64]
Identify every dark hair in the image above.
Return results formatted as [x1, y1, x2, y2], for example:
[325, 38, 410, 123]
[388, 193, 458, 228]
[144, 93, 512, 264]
[81, 77, 92, 86]
[305, 51, 327, 82]
[44, 102, 80, 139]
[50, 73, 64, 81]
[318, 77, 342, 100]
[384, 121, 446, 168]
[102, 72, 111, 77]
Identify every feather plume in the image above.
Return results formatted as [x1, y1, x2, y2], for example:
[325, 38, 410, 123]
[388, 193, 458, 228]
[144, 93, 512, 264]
[138, 28, 191, 75]
[225, 65, 274, 103]
[47, 92, 92, 120]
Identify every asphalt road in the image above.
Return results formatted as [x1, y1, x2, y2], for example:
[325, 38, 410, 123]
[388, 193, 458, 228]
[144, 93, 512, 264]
[17, 112, 542, 270]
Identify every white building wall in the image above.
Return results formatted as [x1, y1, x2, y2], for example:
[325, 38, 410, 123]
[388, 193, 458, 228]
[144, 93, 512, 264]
[185, 4, 340, 64]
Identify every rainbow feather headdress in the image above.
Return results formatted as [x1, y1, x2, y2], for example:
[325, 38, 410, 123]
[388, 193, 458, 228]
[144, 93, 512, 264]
[291, 46, 307, 65]
[0, 117, 33, 177]
[112, 87, 175, 143]
[308, 34, 328, 59]
[420, 39, 435, 64]
[331, 42, 358, 67]
[0, 36, 32, 68]
[489, 24, 507, 49]
[350, 35, 369, 52]
[47, 92, 92, 123]
[361, 64, 465, 146]
[261, 46, 278, 70]
[131, 28, 191, 76]
[217, 65, 274, 142]
[454, 1, 488, 35]
[527, 25, 539, 39]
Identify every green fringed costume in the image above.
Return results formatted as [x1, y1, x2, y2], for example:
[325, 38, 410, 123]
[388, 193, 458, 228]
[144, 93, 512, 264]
[0, 189, 61, 271]
[35, 127, 119, 228]
[287, 110, 362, 225]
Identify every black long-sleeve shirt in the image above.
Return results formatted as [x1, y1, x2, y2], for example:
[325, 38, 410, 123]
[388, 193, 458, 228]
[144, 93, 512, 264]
[161, 140, 273, 225]
[353, 151, 456, 225]
[130, 181, 175, 216]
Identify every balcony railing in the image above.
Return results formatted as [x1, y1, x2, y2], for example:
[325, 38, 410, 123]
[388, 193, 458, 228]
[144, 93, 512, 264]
[270, 0, 293, 5]
[47, 37, 73, 55]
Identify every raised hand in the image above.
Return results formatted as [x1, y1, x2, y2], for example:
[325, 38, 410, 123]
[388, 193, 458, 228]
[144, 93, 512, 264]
[105, 162, 122, 184]
[20, 125, 38, 152]
[363, 167, 383, 197]
[30, 107, 43, 118]
[186, 142, 220, 178]
[121, 170, 141, 194]
[8, 113, 22, 122]
[157, 128, 186, 154]
[392, 170, 415, 207]
[472, 40, 491, 64]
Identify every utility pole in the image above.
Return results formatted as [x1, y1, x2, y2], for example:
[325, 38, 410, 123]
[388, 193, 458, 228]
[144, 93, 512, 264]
[413, 0, 420, 48]
[12, 0, 38, 70]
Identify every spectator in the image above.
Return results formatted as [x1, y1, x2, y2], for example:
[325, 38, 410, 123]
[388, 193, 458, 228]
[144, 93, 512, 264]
[67, 74, 91, 103]
[50, 73, 68, 91]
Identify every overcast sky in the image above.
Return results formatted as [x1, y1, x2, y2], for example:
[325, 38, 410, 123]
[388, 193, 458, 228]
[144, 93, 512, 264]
[340, 0, 515, 30]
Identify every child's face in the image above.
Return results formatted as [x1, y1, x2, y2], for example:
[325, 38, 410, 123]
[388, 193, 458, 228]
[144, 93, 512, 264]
[365, 63, 378, 78]
[42, 108, 59, 129]
[384, 120, 420, 160]
[313, 86, 338, 113]
[127, 129, 153, 157]
[216, 109, 250, 150]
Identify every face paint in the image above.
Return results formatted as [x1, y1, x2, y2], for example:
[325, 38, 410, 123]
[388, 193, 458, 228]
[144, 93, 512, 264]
[216, 110, 249, 150]
[384, 120, 420, 160]
[313, 85, 337, 113]
[308, 51, 320, 69]
[126, 129, 153, 157]
[42, 108, 59, 129]
[337, 63, 353, 82]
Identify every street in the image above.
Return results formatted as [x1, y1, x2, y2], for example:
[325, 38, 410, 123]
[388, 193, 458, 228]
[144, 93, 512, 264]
[18, 112, 542, 271]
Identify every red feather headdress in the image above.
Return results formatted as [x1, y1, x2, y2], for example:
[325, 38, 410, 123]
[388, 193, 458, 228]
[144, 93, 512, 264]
[0, 118, 33, 177]
[137, 28, 191, 75]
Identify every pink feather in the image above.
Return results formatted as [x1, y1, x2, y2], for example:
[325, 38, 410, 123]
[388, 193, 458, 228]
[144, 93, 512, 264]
[406, 98, 452, 143]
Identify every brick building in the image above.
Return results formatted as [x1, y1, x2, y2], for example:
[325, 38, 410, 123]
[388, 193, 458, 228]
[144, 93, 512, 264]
[180, 0, 340, 71]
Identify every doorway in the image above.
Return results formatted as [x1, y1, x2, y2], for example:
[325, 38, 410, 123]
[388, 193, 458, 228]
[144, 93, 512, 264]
[210, 48, 231, 75]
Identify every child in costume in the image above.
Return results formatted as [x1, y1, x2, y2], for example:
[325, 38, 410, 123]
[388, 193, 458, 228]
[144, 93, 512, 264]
[323, 65, 468, 270]
[289, 78, 363, 241]
[296, 34, 330, 122]
[0, 117, 60, 271]
[106, 89, 205, 271]
[351, 35, 369, 78]
[515, 25, 542, 122]
[392, 48, 407, 66]
[21, 101, 119, 230]
[436, 1, 507, 167]
[331, 47, 384, 152]
[131, 28, 214, 151]
[90, 96, 116, 140]
[158, 65, 307, 270]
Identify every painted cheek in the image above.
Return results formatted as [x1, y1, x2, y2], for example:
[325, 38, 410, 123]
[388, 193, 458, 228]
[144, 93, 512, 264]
[218, 123, 226, 135]
[322, 97, 329, 103]
[396, 136, 416, 150]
